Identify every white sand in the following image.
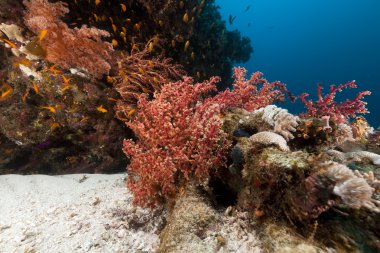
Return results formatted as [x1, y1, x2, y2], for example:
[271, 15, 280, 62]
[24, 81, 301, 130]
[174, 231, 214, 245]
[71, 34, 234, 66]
[0, 174, 165, 253]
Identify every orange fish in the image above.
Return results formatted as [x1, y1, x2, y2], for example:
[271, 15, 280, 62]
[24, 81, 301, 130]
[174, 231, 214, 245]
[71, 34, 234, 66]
[61, 75, 72, 85]
[96, 105, 108, 113]
[1, 38, 17, 49]
[107, 97, 117, 102]
[127, 108, 135, 117]
[40, 106, 56, 113]
[38, 29, 48, 42]
[0, 80, 13, 100]
[112, 39, 118, 47]
[106, 76, 114, 84]
[13, 58, 31, 68]
[134, 23, 141, 30]
[120, 3, 127, 12]
[50, 122, 60, 129]
[22, 92, 28, 102]
[32, 82, 39, 94]
[48, 65, 62, 74]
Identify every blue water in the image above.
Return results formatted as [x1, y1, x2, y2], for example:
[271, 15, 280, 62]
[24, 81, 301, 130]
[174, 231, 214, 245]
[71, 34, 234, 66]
[216, 0, 380, 127]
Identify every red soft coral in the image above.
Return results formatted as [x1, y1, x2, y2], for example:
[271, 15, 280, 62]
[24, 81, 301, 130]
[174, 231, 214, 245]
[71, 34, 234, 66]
[123, 67, 291, 206]
[299, 81, 371, 123]
[124, 76, 230, 206]
[23, 0, 113, 78]
[212, 67, 292, 111]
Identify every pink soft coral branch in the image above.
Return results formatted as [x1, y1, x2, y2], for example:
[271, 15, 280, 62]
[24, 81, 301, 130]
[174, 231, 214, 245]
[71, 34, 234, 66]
[212, 67, 292, 111]
[300, 81, 371, 123]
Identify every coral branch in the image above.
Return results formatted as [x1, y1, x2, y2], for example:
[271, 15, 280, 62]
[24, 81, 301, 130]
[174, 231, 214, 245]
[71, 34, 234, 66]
[300, 81, 371, 123]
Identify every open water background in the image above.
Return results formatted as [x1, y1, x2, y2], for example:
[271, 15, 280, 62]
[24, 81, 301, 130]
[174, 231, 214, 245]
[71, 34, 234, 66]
[217, 0, 380, 127]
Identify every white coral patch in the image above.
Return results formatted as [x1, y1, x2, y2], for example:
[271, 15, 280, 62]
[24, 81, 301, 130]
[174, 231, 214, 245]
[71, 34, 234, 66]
[249, 131, 289, 151]
[255, 105, 299, 141]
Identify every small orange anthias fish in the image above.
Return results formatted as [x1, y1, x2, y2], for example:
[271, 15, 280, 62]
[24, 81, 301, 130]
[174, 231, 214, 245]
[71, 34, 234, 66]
[0, 80, 13, 101]
[0, 38, 17, 49]
[96, 105, 108, 113]
[48, 65, 62, 74]
[127, 108, 135, 117]
[107, 97, 117, 102]
[38, 29, 48, 42]
[32, 82, 39, 94]
[40, 106, 56, 113]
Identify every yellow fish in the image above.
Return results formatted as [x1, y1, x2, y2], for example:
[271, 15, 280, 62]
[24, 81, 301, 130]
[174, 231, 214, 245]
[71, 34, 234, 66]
[184, 40, 190, 51]
[96, 105, 108, 113]
[120, 3, 127, 12]
[138, 67, 145, 74]
[183, 12, 189, 23]
[38, 29, 48, 42]
[112, 39, 118, 47]
[134, 23, 141, 30]
[191, 52, 195, 60]
[61, 86, 72, 92]
[112, 24, 117, 33]
[95, 0, 101, 6]
[148, 42, 154, 52]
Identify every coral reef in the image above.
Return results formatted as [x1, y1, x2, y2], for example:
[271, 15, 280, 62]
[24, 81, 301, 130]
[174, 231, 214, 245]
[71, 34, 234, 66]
[126, 87, 379, 251]
[123, 68, 293, 206]
[48, 0, 253, 86]
[0, 0, 253, 175]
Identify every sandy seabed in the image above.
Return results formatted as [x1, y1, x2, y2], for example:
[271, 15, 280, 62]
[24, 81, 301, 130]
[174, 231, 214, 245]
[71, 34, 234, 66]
[0, 174, 164, 253]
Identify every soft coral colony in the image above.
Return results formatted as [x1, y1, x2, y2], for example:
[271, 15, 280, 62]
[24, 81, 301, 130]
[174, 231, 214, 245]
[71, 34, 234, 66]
[0, 0, 379, 251]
